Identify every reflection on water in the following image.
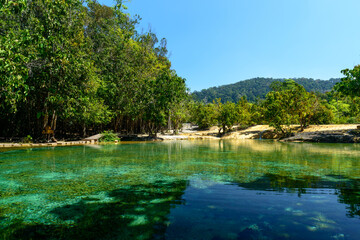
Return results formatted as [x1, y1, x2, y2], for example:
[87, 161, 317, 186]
[0, 140, 360, 239]
[2, 180, 187, 240]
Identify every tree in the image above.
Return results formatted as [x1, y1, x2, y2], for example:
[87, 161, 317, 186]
[191, 102, 218, 130]
[333, 65, 360, 124]
[264, 80, 319, 135]
[0, 0, 188, 139]
[236, 96, 259, 127]
[0, 0, 106, 137]
[310, 98, 334, 124]
[216, 100, 239, 134]
[192, 77, 339, 103]
[0, 0, 30, 113]
[335, 65, 360, 97]
[143, 70, 187, 136]
[264, 90, 293, 135]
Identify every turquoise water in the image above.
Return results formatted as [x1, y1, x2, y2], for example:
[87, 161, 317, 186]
[0, 140, 360, 239]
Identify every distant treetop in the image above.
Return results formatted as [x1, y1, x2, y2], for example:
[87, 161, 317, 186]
[192, 77, 340, 103]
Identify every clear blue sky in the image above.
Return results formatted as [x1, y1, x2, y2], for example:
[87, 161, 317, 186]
[98, 0, 360, 91]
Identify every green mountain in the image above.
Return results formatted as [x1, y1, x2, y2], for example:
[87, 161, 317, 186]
[192, 77, 341, 103]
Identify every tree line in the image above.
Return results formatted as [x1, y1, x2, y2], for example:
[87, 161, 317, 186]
[190, 65, 360, 136]
[0, 0, 187, 139]
[1, 0, 359, 140]
[192, 77, 340, 103]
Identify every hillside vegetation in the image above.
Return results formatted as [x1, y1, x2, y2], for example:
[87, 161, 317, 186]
[192, 78, 340, 103]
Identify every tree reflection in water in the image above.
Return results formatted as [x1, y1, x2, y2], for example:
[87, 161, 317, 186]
[1, 181, 187, 240]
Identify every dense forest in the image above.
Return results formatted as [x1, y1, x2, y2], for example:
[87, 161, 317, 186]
[0, 0, 187, 139]
[192, 78, 340, 103]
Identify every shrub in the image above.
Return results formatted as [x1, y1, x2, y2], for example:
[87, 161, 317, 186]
[23, 135, 33, 143]
[99, 131, 119, 142]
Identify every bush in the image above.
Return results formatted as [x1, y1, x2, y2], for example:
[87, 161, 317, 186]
[347, 117, 359, 124]
[23, 135, 33, 143]
[191, 102, 218, 129]
[99, 131, 119, 142]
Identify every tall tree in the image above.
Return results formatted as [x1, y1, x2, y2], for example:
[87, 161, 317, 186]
[335, 65, 360, 97]
[0, 0, 188, 139]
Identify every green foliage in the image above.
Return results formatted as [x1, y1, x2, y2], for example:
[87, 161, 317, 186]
[189, 96, 262, 133]
[170, 100, 190, 135]
[22, 135, 33, 143]
[335, 65, 360, 97]
[0, 0, 187, 138]
[142, 70, 188, 136]
[193, 77, 340, 103]
[332, 65, 360, 124]
[309, 100, 334, 124]
[327, 96, 360, 124]
[191, 102, 218, 129]
[99, 131, 119, 142]
[264, 80, 332, 135]
[1, 0, 354, 139]
[264, 90, 293, 135]
[237, 97, 264, 126]
[328, 98, 351, 123]
[190, 67, 360, 131]
[216, 100, 239, 133]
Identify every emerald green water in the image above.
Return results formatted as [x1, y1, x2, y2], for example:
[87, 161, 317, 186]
[1, 140, 360, 239]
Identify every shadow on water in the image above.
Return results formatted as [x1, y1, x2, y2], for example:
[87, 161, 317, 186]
[337, 181, 360, 218]
[1, 174, 360, 240]
[2, 141, 360, 239]
[237, 173, 360, 218]
[164, 175, 360, 240]
[1, 180, 187, 240]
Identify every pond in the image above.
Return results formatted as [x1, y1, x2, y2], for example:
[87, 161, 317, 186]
[0, 140, 360, 239]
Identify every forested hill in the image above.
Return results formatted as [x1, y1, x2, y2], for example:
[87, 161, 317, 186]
[192, 78, 341, 103]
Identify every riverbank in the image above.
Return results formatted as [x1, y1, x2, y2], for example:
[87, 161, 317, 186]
[1, 124, 359, 149]
[161, 124, 360, 143]
[0, 140, 97, 149]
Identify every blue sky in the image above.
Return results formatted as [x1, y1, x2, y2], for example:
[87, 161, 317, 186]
[98, 0, 360, 91]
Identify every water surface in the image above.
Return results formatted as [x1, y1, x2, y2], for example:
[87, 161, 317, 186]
[0, 140, 360, 239]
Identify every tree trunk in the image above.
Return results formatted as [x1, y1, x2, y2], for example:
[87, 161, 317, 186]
[168, 112, 171, 131]
[83, 123, 86, 137]
[43, 109, 49, 129]
[50, 111, 57, 130]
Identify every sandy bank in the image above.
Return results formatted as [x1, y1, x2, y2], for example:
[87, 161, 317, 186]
[1, 124, 360, 149]
[165, 124, 360, 143]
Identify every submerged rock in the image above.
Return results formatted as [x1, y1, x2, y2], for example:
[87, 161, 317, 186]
[237, 225, 261, 240]
[307, 226, 317, 232]
[332, 233, 345, 239]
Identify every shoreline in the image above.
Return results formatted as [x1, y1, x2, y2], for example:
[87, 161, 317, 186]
[0, 140, 97, 150]
[1, 124, 359, 150]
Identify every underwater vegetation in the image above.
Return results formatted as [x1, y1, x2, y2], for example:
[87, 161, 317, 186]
[0, 140, 360, 239]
